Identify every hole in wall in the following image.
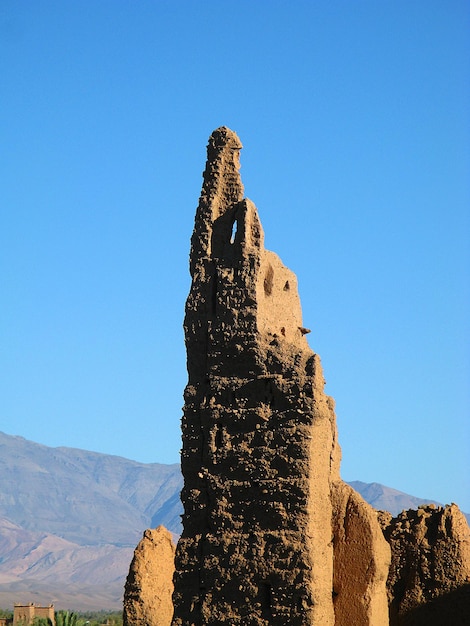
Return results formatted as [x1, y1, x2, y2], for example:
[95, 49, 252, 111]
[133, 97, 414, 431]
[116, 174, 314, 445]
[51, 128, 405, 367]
[230, 219, 237, 244]
[283, 280, 290, 291]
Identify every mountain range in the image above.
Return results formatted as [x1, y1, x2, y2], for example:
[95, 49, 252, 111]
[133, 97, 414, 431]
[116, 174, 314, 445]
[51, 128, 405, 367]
[0, 431, 465, 611]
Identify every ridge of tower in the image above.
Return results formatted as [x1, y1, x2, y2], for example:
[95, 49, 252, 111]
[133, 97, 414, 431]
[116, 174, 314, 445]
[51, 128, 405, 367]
[189, 127, 244, 275]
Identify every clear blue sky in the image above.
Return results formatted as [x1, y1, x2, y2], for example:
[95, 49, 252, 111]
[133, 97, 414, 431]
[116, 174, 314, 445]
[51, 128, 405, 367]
[1, 1, 469, 512]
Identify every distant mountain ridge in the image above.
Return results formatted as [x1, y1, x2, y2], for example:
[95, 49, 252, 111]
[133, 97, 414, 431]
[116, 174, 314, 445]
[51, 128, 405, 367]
[0, 431, 466, 610]
[347, 480, 443, 517]
[0, 431, 182, 545]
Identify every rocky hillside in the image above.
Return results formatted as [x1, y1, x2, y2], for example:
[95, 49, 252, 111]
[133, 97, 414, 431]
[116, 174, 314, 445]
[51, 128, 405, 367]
[0, 516, 133, 610]
[0, 431, 181, 610]
[0, 431, 465, 610]
[0, 431, 182, 545]
[348, 481, 443, 517]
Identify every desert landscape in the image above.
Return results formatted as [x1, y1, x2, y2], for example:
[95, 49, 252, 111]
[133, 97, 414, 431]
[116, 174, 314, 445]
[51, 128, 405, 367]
[0, 430, 455, 613]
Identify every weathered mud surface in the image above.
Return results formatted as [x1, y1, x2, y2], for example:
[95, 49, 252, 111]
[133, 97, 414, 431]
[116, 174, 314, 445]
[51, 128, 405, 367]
[124, 128, 470, 626]
[124, 526, 175, 626]
[171, 127, 389, 626]
[380, 504, 470, 625]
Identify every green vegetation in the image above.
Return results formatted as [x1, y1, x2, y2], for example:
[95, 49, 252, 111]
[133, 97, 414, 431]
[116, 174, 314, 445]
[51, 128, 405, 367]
[0, 610, 122, 626]
[55, 613, 77, 626]
[66, 612, 122, 626]
[33, 618, 53, 626]
[0, 609, 13, 620]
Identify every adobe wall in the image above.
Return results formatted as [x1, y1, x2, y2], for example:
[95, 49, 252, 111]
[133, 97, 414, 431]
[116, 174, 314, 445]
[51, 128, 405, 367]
[331, 482, 390, 625]
[379, 504, 470, 626]
[124, 526, 175, 626]
[123, 127, 470, 625]
[13, 605, 54, 626]
[171, 127, 389, 625]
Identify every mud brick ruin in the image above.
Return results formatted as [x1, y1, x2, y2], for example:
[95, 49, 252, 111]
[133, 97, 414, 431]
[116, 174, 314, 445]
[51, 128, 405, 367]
[379, 504, 470, 626]
[124, 526, 175, 626]
[124, 127, 470, 626]
[171, 127, 390, 626]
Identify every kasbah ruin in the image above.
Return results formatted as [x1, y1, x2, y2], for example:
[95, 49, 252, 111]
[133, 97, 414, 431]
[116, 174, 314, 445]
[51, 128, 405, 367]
[123, 128, 470, 626]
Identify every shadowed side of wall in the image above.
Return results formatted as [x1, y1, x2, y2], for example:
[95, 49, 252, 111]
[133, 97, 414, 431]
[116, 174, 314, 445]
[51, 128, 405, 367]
[332, 482, 390, 626]
[380, 504, 470, 626]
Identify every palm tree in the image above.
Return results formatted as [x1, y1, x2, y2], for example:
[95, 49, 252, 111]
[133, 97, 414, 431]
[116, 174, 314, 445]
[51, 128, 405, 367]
[55, 612, 78, 626]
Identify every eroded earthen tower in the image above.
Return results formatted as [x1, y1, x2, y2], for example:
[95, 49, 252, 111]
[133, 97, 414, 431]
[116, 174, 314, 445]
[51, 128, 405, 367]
[172, 127, 390, 625]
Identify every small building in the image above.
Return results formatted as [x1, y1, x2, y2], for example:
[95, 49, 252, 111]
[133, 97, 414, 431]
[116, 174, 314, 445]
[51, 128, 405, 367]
[13, 605, 55, 626]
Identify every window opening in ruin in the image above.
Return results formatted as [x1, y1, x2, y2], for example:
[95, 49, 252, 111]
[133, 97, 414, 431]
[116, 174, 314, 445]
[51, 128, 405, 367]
[230, 219, 237, 244]
[283, 280, 290, 291]
[264, 264, 274, 296]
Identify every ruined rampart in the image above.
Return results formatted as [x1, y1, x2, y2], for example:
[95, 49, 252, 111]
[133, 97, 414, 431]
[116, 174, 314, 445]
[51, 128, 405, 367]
[171, 127, 389, 625]
[124, 128, 470, 626]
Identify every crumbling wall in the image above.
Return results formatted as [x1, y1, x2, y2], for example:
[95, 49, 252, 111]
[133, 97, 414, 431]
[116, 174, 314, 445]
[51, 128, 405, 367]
[124, 526, 175, 626]
[171, 127, 389, 625]
[122, 127, 470, 626]
[331, 481, 390, 625]
[379, 504, 470, 626]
